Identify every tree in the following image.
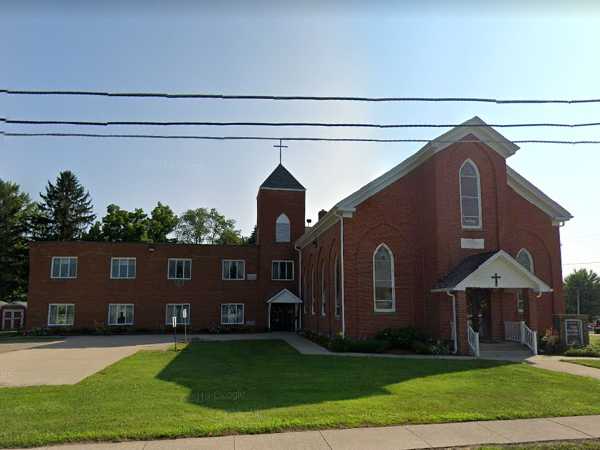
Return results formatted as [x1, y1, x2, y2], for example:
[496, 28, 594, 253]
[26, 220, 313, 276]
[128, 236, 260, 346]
[246, 225, 257, 245]
[38, 171, 95, 240]
[0, 180, 35, 302]
[564, 269, 600, 317]
[176, 208, 242, 244]
[91, 204, 149, 242]
[147, 202, 178, 243]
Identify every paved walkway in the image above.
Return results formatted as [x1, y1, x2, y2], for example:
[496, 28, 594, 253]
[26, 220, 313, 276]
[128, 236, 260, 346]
[1, 332, 599, 386]
[10, 415, 600, 449]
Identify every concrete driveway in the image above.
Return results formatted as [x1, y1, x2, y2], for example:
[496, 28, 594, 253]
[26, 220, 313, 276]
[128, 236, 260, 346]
[0, 335, 173, 387]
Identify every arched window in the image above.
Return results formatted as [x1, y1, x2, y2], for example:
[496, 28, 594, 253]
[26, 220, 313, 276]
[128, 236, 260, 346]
[321, 263, 326, 316]
[460, 160, 482, 229]
[302, 273, 308, 314]
[334, 256, 342, 318]
[516, 248, 534, 273]
[515, 248, 534, 314]
[311, 267, 315, 315]
[275, 213, 291, 242]
[373, 244, 395, 312]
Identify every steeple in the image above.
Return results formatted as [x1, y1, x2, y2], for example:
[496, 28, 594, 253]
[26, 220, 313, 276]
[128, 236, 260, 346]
[260, 164, 305, 191]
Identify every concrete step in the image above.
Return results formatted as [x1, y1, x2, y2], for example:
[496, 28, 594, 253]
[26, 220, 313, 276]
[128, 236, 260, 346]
[479, 341, 533, 360]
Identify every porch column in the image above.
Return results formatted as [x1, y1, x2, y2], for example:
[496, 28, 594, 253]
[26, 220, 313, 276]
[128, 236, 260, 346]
[455, 291, 469, 355]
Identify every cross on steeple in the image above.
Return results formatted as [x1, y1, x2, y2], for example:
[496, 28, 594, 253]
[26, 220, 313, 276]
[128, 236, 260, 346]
[491, 273, 502, 287]
[273, 139, 288, 164]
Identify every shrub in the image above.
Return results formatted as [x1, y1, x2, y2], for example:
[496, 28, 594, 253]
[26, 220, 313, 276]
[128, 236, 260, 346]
[375, 327, 428, 350]
[301, 330, 331, 348]
[564, 346, 600, 357]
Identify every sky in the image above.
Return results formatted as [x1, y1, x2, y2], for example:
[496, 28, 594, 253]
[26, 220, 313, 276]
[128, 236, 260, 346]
[1, 1, 600, 277]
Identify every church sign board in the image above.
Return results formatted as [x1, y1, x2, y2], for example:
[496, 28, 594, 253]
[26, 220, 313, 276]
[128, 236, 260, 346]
[565, 319, 584, 347]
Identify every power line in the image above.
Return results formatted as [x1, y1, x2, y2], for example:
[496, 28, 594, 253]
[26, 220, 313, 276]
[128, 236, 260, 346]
[4, 118, 600, 128]
[4, 131, 600, 144]
[3, 89, 600, 104]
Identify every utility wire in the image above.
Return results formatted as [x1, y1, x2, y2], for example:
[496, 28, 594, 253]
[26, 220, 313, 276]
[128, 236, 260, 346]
[4, 131, 600, 144]
[3, 118, 600, 128]
[3, 89, 600, 104]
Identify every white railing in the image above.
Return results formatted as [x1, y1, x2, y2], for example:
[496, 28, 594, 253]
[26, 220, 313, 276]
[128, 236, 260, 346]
[468, 325, 480, 357]
[504, 321, 522, 343]
[521, 322, 538, 355]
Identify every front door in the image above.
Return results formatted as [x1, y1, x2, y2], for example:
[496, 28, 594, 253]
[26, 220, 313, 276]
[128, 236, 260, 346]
[270, 304, 295, 331]
[467, 289, 491, 340]
[2, 310, 24, 330]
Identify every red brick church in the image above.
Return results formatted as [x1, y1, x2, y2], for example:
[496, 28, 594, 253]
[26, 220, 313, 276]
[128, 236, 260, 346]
[27, 117, 572, 354]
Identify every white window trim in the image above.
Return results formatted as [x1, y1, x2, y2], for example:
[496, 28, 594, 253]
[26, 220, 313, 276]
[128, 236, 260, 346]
[321, 263, 326, 316]
[110, 257, 137, 279]
[516, 248, 535, 273]
[50, 256, 78, 279]
[167, 258, 192, 280]
[220, 303, 245, 325]
[165, 303, 191, 325]
[459, 159, 483, 230]
[275, 213, 291, 243]
[373, 243, 396, 313]
[107, 303, 135, 326]
[271, 260, 295, 281]
[222, 259, 246, 281]
[47, 303, 75, 327]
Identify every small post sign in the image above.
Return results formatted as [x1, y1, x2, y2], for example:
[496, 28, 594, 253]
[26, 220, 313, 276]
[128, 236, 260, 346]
[172, 315, 177, 351]
[182, 308, 188, 343]
[565, 319, 583, 347]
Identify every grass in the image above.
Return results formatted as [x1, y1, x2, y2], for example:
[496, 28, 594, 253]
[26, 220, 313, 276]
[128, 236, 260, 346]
[2, 340, 600, 448]
[563, 359, 600, 369]
[591, 333, 600, 346]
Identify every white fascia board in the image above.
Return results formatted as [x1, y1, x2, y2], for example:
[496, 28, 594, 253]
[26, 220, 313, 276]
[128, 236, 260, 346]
[296, 117, 520, 247]
[455, 250, 552, 293]
[266, 288, 303, 304]
[506, 166, 573, 223]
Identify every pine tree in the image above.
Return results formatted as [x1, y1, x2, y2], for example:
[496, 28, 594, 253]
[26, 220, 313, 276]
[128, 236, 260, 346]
[38, 171, 96, 240]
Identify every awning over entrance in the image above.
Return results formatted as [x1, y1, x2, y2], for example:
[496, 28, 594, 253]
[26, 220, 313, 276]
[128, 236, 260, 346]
[266, 289, 303, 304]
[431, 250, 552, 293]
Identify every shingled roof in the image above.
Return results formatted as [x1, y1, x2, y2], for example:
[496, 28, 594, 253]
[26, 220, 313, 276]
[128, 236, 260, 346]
[433, 251, 497, 291]
[260, 164, 305, 191]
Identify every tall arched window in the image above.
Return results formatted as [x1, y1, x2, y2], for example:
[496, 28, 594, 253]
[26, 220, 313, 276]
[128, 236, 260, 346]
[373, 244, 395, 312]
[460, 160, 482, 229]
[311, 267, 315, 315]
[516, 248, 534, 273]
[275, 213, 291, 242]
[321, 263, 326, 316]
[334, 256, 342, 318]
[515, 248, 534, 314]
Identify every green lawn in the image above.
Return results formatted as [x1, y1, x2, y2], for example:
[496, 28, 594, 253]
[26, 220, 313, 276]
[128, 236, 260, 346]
[591, 333, 600, 346]
[2, 340, 600, 448]
[563, 359, 600, 369]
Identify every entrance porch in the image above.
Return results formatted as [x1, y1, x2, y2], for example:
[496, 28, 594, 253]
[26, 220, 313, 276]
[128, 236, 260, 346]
[432, 250, 552, 356]
[266, 289, 303, 332]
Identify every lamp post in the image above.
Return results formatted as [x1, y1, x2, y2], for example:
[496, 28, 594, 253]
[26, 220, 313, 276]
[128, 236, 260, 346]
[172, 316, 177, 351]
[182, 308, 188, 343]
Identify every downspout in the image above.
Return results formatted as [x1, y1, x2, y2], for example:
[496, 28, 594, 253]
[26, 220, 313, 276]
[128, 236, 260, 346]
[295, 246, 302, 330]
[339, 214, 346, 338]
[447, 290, 458, 354]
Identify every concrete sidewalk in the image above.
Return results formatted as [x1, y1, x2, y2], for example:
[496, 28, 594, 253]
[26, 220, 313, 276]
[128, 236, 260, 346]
[11, 415, 600, 450]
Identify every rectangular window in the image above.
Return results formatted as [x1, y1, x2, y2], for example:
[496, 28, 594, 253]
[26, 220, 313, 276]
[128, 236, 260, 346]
[111, 257, 136, 279]
[222, 260, 245, 280]
[166, 304, 190, 325]
[334, 257, 342, 318]
[108, 304, 134, 326]
[51, 257, 78, 279]
[168, 258, 192, 280]
[48, 304, 75, 326]
[221, 303, 244, 325]
[272, 260, 294, 281]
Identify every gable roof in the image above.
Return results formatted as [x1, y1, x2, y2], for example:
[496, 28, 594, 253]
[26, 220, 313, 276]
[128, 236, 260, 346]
[260, 164, 305, 191]
[296, 116, 572, 248]
[266, 288, 303, 304]
[432, 250, 552, 293]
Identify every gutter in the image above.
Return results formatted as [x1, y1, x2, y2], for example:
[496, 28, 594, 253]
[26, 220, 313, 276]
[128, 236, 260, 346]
[338, 212, 346, 338]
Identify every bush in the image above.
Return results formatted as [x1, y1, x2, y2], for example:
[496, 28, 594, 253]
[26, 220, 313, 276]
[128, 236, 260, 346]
[301, 330, 331, 348]
[564, 346, 600, 357]
[329, 337, 390, 354]
[375, 327, 428, 350]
